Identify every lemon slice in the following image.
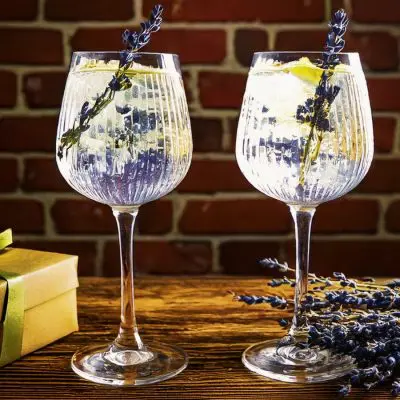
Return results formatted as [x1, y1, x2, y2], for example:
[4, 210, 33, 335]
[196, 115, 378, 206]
[75, 59, 177, 76]
[252, 56, 352, 85]
[0, 228, 12, 250]
[283, 57, 323, 85]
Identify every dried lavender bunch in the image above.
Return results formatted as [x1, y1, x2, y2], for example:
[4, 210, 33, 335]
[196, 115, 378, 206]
[57, 4, 163, 159]
[234, 257, 400, 397]
[297, 9, 349, 185]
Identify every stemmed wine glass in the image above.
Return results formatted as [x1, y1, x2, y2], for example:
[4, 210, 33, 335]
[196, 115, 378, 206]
[56, 52, 192, 385]
[236, 52, 373, 382]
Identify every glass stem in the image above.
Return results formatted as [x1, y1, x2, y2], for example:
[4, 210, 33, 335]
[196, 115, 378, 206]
[288, 205, 316, 338]
[112, 207, 144, 350]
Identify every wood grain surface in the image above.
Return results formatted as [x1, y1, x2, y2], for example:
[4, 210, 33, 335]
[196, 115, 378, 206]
[0, 277, 390, 399]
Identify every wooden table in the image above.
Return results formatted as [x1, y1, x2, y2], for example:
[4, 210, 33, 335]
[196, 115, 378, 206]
[0, 277, 391, 399]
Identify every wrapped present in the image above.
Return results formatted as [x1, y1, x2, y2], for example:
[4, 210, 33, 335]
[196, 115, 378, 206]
[0, 229, 79, 366]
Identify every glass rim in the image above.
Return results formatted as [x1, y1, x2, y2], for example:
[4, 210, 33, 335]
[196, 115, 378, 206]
[253, 51, 359, 56]
[72, 51, 179, 58]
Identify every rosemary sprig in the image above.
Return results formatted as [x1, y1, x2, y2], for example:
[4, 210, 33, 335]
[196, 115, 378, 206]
[297, 9, 349, 186]
[57, 4, 163, 160]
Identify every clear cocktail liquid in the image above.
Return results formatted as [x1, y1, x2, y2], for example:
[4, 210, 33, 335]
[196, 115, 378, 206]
[236, 58, 373, 205]
[57, 66, 192, 206]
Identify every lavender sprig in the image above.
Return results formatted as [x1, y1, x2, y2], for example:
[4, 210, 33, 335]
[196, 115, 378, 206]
[259, 257, 289, 273]
[323, 9, 349, 68]
[233, 257, 400, 397]
[57, 5, 163, 160]
[297, 9, 349, 185]
[122, 4, 163, 52]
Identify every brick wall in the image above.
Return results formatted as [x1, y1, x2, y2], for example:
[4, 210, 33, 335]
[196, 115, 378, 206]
[1, 0, 400, 277]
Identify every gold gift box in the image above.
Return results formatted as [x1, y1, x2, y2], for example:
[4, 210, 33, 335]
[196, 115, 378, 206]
[0, 248, 79, 366]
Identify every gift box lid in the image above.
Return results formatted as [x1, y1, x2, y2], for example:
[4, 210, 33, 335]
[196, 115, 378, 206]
[0, 248, 79, 312]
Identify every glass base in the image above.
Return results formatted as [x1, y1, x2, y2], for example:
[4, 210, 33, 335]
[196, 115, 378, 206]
[242, 339, 354, 383]
[71, 342, 188, 386]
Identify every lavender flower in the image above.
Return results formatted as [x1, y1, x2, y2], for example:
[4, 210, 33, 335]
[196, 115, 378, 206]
[393, 380, 400, 396]
[122, 4, 163, 52]
[388, 280, 400, 289]
[338, 384, 351, 397]
[279, 319, 289, 327]
[236, 294, 288, 308]
[233, 256, 400, 397]
[297, 9, 349, 185]
[323, 9, 349, 67]
[259, 257, 289, 273]
[57, 4, 164, 159]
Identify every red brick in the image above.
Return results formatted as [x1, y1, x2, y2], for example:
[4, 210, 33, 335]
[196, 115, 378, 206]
[235, 29, 268, 67]
[144, 0, 324, 22]
[227, 117, 239, 152]
[137, 201, 173, 234]
[351, 0, 400, 23]
[368, 79, 400, 111]
[0, 71, 17, 108]
[70, 28, 121, 52]
[373, 117, 396, 153]
[45, 0, 134, 21]
[71, 28, 226, 65]
[220, 241, 283, 275]
[0, 199, 44, 233]
[0, 29, 63, 65]
[355, 32, 399, 71]
[275, 31, 398, 71]
[14, 240, 97, 276]
[385, 201, 400, 233]
[0, 117, 58, 153]
[182, 70, 192, 105]
[0, 159, 19, 192]
[0, 0, 38, 20]
[191, 117, 223, 152]
[23, 158, 71, 192]
[285, 240, 400, 277]
[357, 160, 400, 193]
[179, 199, 291, 234]
[103, 240, 212, 276]
[313, 199, 379, 234]
[51, 199, 115, 234]
[147, 30, 226, 65]
[51, 199, 172, 234]
[199, 72, 246, 109]
[23, 72, 66, 108]
[177, 160, 252, 193]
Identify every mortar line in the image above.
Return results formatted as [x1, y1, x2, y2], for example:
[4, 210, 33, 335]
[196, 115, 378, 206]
[134, 0, 144, 21]
[37, 0, 45, 21]
[11, 231, 400, 243]
[325, 0, 332, 21]
[3, 19, 400, 31]
[95, 238, 105, 276]
[211, 238, 222, 273]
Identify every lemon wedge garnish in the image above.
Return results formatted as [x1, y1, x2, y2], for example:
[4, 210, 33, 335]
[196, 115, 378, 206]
[75, 59, 177, 76]
[283, 57, 323, 85]
[251, 56, 352, 85]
